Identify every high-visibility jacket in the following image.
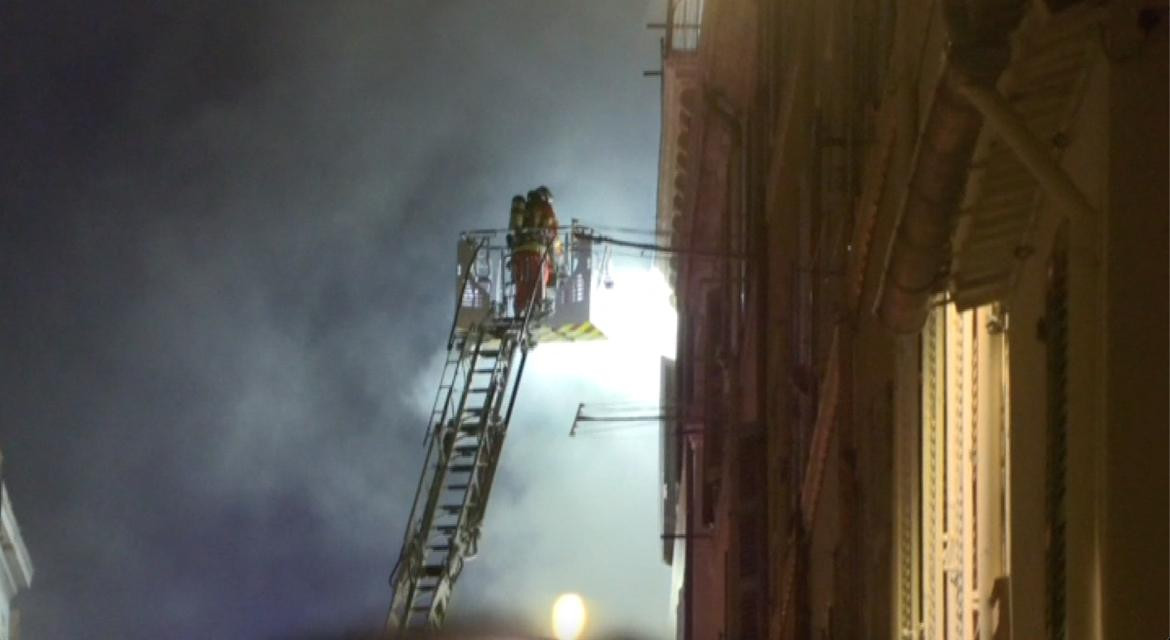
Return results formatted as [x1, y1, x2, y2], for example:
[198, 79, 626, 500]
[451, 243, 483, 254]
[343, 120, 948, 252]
[513, 200, 557, 254]
[533, 201, 558, 236]
[509, 202, 526, 232]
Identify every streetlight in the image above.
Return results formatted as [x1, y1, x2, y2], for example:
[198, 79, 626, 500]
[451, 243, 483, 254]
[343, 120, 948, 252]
[552, 593, 586, 640]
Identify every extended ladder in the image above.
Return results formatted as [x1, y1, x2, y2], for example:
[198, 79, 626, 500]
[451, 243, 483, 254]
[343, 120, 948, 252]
[386, 240, 542, 632]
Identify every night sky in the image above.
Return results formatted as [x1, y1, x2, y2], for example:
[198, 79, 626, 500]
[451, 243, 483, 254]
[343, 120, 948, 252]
[1, 2, 670, 637]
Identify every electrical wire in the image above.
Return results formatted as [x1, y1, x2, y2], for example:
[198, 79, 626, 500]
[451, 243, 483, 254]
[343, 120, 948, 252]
[574, 229, 749, 261]
[574, 223, 672, 237]
[578, 401, 669, 411]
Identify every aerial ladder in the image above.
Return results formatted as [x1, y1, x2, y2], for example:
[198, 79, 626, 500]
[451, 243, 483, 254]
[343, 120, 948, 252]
[386, 226, 602, 633]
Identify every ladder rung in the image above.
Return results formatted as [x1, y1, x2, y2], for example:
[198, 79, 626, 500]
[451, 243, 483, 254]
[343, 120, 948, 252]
[440, 504, 462, 514]
[454, 445, 478, 456]
[422, 564, 444, 576]
[435, 525, 457, 534]
[449, 464, 475, 473]
[428, 544, 451, 551]
[447, 484, 469, 491]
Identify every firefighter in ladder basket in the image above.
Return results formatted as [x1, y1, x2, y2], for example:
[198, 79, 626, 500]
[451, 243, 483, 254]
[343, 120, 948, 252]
[508, 186, 560, 318]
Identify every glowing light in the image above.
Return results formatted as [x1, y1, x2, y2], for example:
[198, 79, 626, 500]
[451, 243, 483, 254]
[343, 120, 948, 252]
[552, 592, 587, 640]
[589, 265, 676, 360]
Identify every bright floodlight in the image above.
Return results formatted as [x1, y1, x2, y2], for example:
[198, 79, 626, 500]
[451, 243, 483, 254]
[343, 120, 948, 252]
[590, 265, 676, 360]
[552, 592, 586, 640]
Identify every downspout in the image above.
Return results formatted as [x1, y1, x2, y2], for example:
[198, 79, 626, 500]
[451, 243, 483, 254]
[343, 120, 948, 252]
[874, 0, 1027, 333]
[683, 443, 695, 640]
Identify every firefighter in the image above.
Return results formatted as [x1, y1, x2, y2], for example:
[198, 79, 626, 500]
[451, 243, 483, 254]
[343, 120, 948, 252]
[506, 194, 526, 249]
[532, 186, 558, 239]
[529, 186, 560, 286]
[510, 189, 550, 317]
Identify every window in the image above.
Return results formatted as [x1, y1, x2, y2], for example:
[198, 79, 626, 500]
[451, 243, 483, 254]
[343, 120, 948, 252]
[916, 302, 1011, 640]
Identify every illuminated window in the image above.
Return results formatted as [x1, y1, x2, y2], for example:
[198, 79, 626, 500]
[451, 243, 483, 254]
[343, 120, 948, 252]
[914, 302, 1011, 640]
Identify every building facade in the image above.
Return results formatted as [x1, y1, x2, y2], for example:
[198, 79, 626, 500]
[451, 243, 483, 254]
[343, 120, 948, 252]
[657, 0, 1168, 638]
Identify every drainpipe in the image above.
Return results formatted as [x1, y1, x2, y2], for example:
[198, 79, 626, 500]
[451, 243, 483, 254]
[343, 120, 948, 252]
[874, 0, 1028, 333]
[875, 75, 985, 333]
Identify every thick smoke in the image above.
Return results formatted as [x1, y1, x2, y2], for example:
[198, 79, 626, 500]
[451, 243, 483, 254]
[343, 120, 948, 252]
[0, 1, 668, 638]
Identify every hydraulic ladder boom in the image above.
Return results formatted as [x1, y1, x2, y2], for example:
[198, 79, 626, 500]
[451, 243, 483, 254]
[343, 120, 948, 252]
[386, 238, 542, 632]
